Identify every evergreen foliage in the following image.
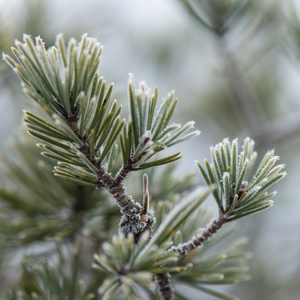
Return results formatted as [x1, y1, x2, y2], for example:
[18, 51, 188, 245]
[1, 29, 286, 300]
[198, 138, 286, 221]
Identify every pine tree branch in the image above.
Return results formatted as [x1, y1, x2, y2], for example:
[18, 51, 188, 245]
[63, 107, 151, 242]
[158, 136, 285, 298]
[4, 35, 199, 245]
[217, 38, 265, 136]
[4, 33, 286, 300]
[113, 159, 134, 185]
[155, 211, 227, 299]
[155, 273, 174, 300]
[168, 214, 228, 256]
[75, 134, 151, 241]
[207, 8, 266, 137]
[180, 1, 266, 137]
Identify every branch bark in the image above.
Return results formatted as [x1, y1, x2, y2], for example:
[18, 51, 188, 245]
[155, 273, 174, 300]
[64, 109, 153, 243]
[168, 214, 227, 256]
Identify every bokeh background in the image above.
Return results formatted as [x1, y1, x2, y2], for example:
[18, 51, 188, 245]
[1, 0, 300, 299]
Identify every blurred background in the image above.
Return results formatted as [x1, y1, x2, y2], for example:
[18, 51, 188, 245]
[0, 0, 300, 299]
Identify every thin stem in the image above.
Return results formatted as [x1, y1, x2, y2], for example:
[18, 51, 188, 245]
[142, 174, 150, 214]
[155, 273, 174, 300]
[168, 214, 228, 256]
[157, 214, 228, 299]
[113, 159, 134, 185]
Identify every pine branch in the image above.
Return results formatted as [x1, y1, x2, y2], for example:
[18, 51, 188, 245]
[4, 34, 200, 244]
[92, 233, 182, 299]
[179, 1, 269, 139]
[217, 39, 264, 136]
[119, 75, 200, 173]
[158, 214, 227, 298]
[2, 31, 287, 300]
[197, 138, 286, 221]
[60, 112, 151, 241]
[156, 137, 285, 299]
[56, 94, 148, 239]
[168, 214, 228, 256]
[155, 273, 174, 300]
[113, 163, 134, 185]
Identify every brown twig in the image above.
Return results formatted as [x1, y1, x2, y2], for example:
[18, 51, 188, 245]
[168, 214, 228, 256]
[64, 107, 153, 243]
[155, 273, 174, 300]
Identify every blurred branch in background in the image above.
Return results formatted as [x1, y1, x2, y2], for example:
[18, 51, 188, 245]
[179, 0, 300, 149]
[177, 1, 300, 299]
